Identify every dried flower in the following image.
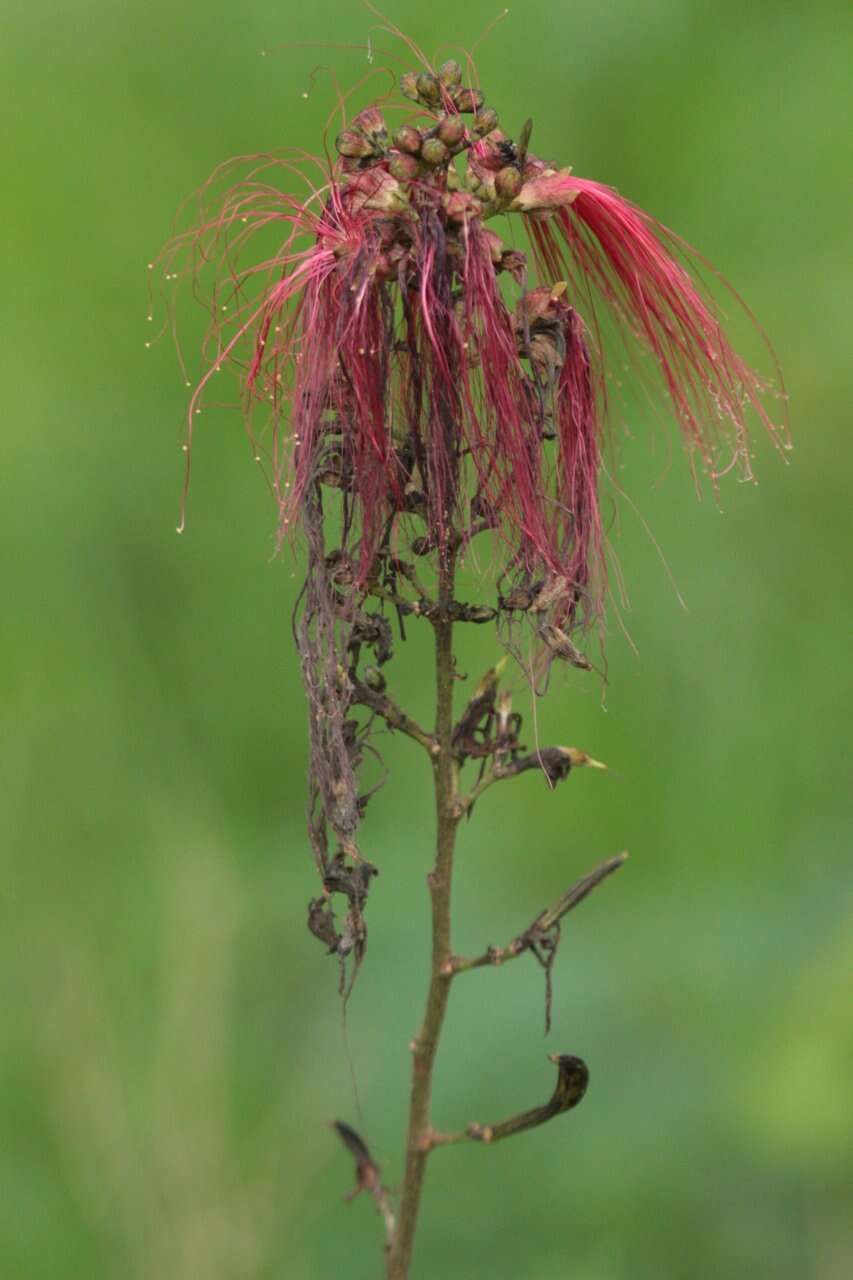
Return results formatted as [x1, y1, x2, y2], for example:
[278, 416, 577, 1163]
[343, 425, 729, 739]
[158, 46, 787, 627]
[155, 35, 786, 956]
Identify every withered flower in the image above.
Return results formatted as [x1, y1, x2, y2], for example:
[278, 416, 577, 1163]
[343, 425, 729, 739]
[154, 35, 785, 977]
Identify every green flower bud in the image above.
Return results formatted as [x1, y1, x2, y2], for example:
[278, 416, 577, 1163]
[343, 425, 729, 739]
[388, 152, 422, 181]
[473, 107, 499, 137]
[476, 175, 497, 203]
[363, 665, 387, 693]
[416, 72, 441, 106]
[495, 166, 523, 200]
[354, 107, 388, 151]
[393, 125, 422, 155]
[437, 115, 466, 148]
[453, 87, 485, 114]
[400, 72, 419, 102]
[335, 129, 374, 159]
[438, 58, 463, 89]
[421, 137, 450, 167]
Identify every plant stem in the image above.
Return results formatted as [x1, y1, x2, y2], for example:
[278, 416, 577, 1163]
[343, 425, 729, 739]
[387, 548, 459, 1280]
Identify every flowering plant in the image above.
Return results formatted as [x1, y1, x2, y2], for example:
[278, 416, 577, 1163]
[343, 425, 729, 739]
[155, 26, 785, 1278]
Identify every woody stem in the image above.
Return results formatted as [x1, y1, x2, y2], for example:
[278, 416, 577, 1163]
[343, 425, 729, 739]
[386, 545, 460, 1280]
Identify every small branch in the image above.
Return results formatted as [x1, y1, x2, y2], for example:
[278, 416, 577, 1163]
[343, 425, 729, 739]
[447, 852, 628, 975]
[365, 581, 436, 616]
[526, 851, 628, 933]
[456, 747, 607, 817]
[427, 1053, 589, 1148]
[366, 582, 497, 628]
[333, 1121, 396, 1248]
[351, 677, 438, 756]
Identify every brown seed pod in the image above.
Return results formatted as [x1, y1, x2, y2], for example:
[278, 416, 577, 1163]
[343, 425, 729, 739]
[539, 623, 593, 671]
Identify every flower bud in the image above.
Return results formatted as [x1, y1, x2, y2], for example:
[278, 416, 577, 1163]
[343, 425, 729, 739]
[472, 107, 499, 137]
[438, 58, 463, 89]
[335, 129, 374, 159]
[443, 190, 483, 223]
[399, 72, 419, 101]
[393, 125, 422, 155]
[437, 115, 466, 149]
[363, 665, 386, 693]
[388, 152, 421, 182]
[346, 170, 409, 213]
[481, 228, 504, 264]
[420, 137, 449, 167]
[475, 175, 496, 203]
[416, 72, 442, 106]
[354, 107, 388, 151]
[495, 166, 522, 200]
[453, 87, 485, 114]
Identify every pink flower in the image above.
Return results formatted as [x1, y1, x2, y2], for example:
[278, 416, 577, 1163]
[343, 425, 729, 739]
[157, 45, 786, 636]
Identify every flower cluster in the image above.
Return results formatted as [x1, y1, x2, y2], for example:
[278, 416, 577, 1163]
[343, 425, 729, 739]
[159, 53, 785, 641]
[155, 46, 786, 972]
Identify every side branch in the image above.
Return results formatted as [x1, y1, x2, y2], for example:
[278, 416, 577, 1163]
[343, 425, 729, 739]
[427, 1053, 589, 1148]
[456, 747, 606, 816]
[446, 852, 628, 976]
[365, 582, 497, 627]
[351, 676, 438, 756]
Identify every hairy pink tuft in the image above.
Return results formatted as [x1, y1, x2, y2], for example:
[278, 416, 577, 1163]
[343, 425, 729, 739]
[526, 177, 788, 485]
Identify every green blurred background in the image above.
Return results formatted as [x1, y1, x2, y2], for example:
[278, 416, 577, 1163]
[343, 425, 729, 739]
[2, 1, 851, 1276]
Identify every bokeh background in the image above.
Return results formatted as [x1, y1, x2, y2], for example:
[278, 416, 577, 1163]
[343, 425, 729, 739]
[2, 1, 851, 1276]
